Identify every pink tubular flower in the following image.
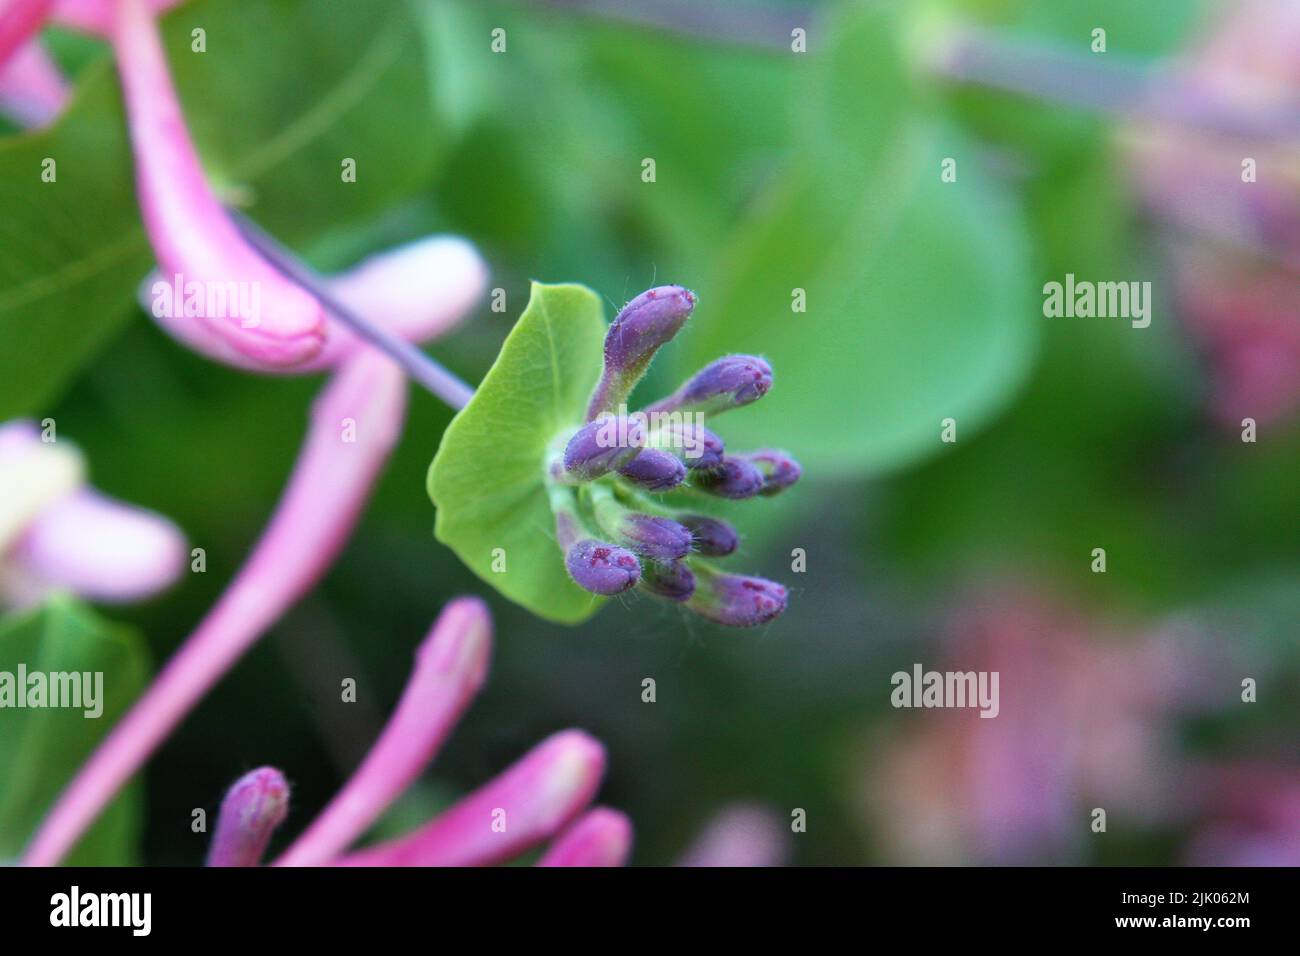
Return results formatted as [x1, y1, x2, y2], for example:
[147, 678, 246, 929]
[200, 599, 628, 868]
[0, 420, 186, 608]
[23, 234, 486, 865]
[537, 807, 634, 867]
[0, 0, 53, 69]
[205, 767, 290, 868]
[0, 38, 67, 128]
[110, 0, 326, 367]
[143, 235, 488, 375]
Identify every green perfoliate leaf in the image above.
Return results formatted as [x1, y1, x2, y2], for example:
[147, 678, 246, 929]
[675, 1, 1036, 477]
[427, 282, 608, 624]
[0, 595, 150, 865]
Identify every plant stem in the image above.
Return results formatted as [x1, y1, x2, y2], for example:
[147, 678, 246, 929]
[931, 25, 1300, 143]
[231, 210, 476, 410]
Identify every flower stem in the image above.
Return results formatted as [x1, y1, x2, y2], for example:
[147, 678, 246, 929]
[230, 210, 476, 410]
[929, 25, 1300, 143]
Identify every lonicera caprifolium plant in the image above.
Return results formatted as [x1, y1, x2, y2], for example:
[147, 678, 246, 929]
[429, 283, 799, 626]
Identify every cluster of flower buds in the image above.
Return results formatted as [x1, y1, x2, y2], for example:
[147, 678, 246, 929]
[202, 599, 633, 868]
[549, 286, 799, 627]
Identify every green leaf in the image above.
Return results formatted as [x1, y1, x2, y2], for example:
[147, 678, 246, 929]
[676, 3, 1036, 476]
[0, 0, 440, 421]
[0, 595, 150, 865]
[428, 282, 608, 624]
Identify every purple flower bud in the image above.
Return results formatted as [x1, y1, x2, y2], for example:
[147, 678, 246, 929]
[562, 414, 645, 481]
[679, 515, 739, 557]
[737, 449, 801, 496]
[640, 560, 696, 601]
[617, 448, 686, 491]
[614, 514, 693, 563]
[688, 569, 788, 627]
[692, 456, 765, 499]
[605, 285, 696, 375]
[654, 419, 724, 470]
[648, 355, 773, 417]
[565, 539, 641, 595]
[587, 285, 696, 418]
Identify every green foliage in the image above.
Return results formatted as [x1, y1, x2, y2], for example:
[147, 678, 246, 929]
[0, 0, 439, 420]
[0, 596, 149, 865]
[679, 4, 1036, 475]
[428, 282, 608, 624]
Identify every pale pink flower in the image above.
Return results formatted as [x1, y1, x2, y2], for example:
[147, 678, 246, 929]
[0, 420, 186, 608]
[0, 38, 67, 127]
[677, 803, 790, 867]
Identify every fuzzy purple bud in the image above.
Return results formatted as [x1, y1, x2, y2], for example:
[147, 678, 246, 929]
[640, 560, 696, 601]
[562, 415, 645, 481]
[565, 539, 641, 595]
[654, 420, 724, 470]
[648, 355, 772, 417]
[692, 456, 765, 499]
[614, 514, 693, 563]
[617, 448, 686, 491]
[587, 285, 696, 418]
[738, 449, 801, 496]
[688, 569, 788, 627]
[680, 515, 739, 557]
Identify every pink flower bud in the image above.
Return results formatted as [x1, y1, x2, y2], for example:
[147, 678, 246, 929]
[275, 598, 492, 867]
[338, 730, 607, 866]
[206, 767, 290, 867]
[538, 807, 633, 867]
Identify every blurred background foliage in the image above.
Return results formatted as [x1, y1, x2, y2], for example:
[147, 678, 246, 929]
[0, 0, 1295, 864]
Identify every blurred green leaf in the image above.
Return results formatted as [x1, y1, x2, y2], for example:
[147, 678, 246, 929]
[0, 0, 439, 420]
[679, 3, 1036, 476]
[429, 282, 608, 624]
[0, 595, 149, 865]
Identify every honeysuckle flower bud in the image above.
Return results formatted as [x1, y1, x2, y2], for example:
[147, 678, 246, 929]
[736, 449, 802, 496]
[338, 730, 607, 866]
[0, 420, 185, 608]
[639, 559, 695, 601]
[206, 767, 290, 868]
[564, 538, 641, 595]
[678, 515, 739, 557]
[142, 235, 488, 375]
[586, 285, 696, 419]
[677, 803, 790, 867]
[617, 447, 686, 491]
[652, 420, 724, 470]
[590, 484, 691, 562]
[692, 455, 766, 500]
[647, 354, 772, 417]
[112, 0, 327, 367]
[686, 566, 787, 628]
[561, 414, 646, 481]
[275, 598, 492, 867]
[538, 807, 634, 867]
[0, 39, 67, 128]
